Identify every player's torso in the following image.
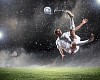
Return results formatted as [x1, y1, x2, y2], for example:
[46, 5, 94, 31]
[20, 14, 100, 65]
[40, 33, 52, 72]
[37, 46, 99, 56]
[56, 32, 71, 51]
[56, 32, 80, 54]
[57, 39, 70, 49]
[57, 39, 79, 53]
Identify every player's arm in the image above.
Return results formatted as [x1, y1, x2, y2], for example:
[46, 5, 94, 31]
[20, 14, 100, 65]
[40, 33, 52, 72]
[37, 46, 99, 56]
[58, 48, 65, 60]
[75, 18, 88, 31]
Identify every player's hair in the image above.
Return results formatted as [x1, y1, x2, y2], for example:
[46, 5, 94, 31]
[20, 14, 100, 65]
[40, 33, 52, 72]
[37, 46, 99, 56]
[54, 28, 60, 35]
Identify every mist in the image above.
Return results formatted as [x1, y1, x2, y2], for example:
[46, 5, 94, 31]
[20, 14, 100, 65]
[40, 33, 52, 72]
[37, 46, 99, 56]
[0, 40, 100, 68]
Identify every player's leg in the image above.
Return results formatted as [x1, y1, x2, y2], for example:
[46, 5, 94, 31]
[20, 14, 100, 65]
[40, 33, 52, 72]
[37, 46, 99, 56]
[66, 11, 77, 42]
[70, 18, 77, 42]
[66, 11, 78, 51]
[76, 34, 94, 46]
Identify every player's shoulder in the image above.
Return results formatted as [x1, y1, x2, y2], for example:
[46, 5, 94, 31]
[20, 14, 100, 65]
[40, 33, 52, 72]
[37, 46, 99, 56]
[63, 32, 70, 36]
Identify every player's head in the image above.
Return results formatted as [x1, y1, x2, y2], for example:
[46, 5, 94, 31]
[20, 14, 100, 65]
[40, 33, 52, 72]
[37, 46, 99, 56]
[54, 28, 62, 37]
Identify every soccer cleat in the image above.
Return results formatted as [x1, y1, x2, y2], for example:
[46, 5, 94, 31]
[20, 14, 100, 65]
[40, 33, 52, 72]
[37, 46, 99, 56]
[88, 34, 94, 42]
[65, 10, 74, 18]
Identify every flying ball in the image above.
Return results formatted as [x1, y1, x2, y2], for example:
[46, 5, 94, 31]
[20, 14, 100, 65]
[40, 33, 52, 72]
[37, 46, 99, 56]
[44, 7, 52, 15]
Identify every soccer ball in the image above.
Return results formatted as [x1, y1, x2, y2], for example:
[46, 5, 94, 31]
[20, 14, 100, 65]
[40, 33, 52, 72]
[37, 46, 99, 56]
[44, 7, 51, 15]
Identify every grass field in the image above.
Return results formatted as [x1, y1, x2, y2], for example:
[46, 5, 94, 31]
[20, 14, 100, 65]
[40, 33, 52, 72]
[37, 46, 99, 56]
[0, 67, 100, 80]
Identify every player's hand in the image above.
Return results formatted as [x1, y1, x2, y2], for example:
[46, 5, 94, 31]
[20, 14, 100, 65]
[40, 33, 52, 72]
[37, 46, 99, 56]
[62, 55, 65, 60]
[82, 18, 88, 24]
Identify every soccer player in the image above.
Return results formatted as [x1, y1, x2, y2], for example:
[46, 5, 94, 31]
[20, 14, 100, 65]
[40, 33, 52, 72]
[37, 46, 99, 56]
[54, 11, 94, 60]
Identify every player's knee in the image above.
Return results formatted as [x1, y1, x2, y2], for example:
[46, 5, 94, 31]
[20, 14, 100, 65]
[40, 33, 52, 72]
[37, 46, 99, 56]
[71, 42, 76, 49]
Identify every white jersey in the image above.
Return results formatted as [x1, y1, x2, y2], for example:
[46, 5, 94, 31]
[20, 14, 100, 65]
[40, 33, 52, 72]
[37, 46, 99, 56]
[56, 32, 80, 54]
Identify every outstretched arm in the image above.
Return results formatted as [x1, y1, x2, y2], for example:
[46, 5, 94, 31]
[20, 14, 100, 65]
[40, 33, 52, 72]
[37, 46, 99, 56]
[59, 48, 65, 60]
[75, 18, 88, 31]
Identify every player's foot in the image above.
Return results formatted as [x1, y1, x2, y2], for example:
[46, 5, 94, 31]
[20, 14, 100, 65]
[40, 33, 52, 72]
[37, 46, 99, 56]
[88, 34, 94, 42]
[62, 55, 65, 60]
[65, 10, 74, 18]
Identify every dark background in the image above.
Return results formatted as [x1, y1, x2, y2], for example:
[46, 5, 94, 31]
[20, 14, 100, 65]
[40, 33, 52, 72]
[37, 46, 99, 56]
[0, 0, 100, 67]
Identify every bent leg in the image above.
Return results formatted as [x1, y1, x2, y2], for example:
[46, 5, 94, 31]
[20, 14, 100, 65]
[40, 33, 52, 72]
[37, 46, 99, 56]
[76, 40, 89, 46]
[76, 34, 94, 46]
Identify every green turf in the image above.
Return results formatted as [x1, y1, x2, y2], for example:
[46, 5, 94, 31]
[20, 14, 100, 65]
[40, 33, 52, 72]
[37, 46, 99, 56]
[0, 67, 100, 80]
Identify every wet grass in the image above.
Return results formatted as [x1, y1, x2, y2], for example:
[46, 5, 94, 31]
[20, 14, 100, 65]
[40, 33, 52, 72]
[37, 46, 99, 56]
[0, 67, 100, 80]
